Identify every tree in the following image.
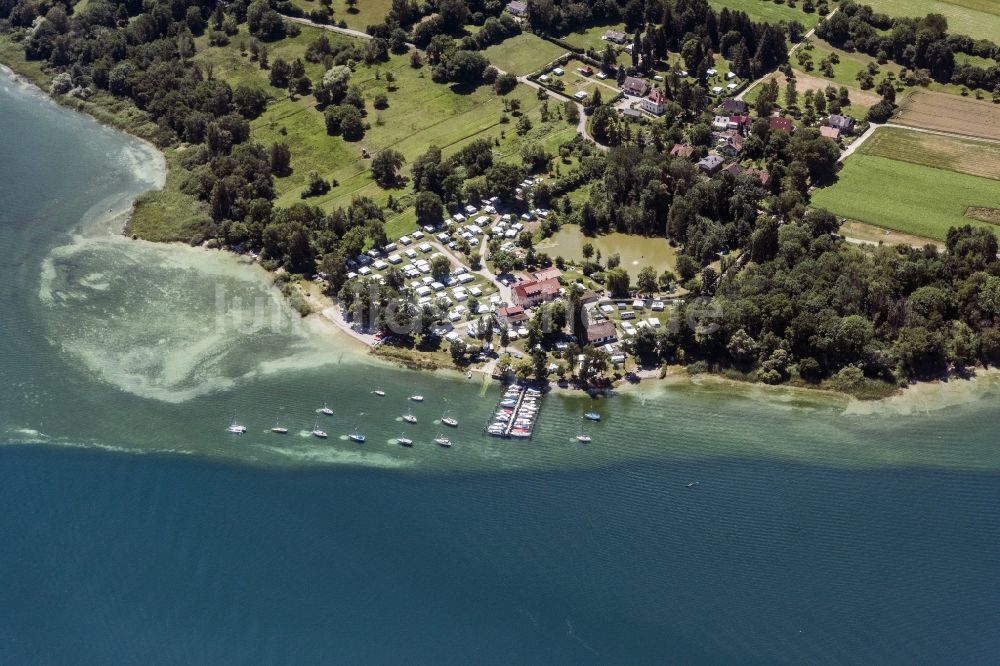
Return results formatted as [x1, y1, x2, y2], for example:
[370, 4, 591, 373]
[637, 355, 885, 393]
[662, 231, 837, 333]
[269, 142, 292, 176]
[637, 266, 657, 295]
[438, 0, 469, 32]
[372, 149, 405, 187]
[414, 191, 444, 224]
[606, 267, 630, 297]
[431, 255, 451, 280]
[269, 58, 290, 88]
[210, 179, 231, 222]
[727, 329, 758, 364]
[232, 85, 268, 119]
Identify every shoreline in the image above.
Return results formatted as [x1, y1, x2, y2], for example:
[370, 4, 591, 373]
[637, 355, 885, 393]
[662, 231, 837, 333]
[3, 63, 996, 418]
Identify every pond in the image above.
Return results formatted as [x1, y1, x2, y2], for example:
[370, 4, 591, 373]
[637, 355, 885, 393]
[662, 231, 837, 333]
[535, 225, 677, 278]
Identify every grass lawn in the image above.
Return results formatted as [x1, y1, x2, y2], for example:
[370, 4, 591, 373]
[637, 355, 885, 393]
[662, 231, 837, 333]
[288, 0, 393, 32]
[192, 24, 582, 219]
[860, 0, 1000, 43]
[707, 0, 822, 28]
[811, 154, 1000, 240]
[859, 126, 1000, 180]
[482, 34, 567, 75]
[561, 22, 627, 52]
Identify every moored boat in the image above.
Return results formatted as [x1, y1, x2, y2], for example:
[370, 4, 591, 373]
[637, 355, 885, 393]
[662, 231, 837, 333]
[434, 434, 452, 447]
[410, 395, 424, 402]
[584, 411, 601, 421]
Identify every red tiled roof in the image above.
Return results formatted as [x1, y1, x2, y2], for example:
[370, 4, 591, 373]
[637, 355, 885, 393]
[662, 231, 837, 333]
[532, 267, 562, 282]
[670, 143, 695, 158]
[513, 277, 561, 302]
[769, 117, 794, 133]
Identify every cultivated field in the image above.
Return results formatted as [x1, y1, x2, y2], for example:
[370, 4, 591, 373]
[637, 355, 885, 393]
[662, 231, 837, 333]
[895, 90, 1000, 141]
[860, 0, 1000, 43]
[482, 34, 567, 75]
[811, 154, 1000, 239]
[707, 0, 822, 27]
[860, 127, 1000, 180]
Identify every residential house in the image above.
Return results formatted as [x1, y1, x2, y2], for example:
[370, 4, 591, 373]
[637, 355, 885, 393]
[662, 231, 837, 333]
[641, 89, 668, 115]
[584, 320, 618, 346]
[729, 115, 753, 133]
[620, 108, 642, 120]
[718, 99, 748, 115]
[820, 125, 841, 140]
[769, 116, 794, 134]
[531, 267, 563, 282]
[506, 0, 527, 16]
[719, 132, 744, 157]
[670, 143, 695, 158]
[512, 277, 561, 308]
[747, 167, 771, 187]
[828, 114, 855, 132]
[697, 155, 724, 175]
[722, 163, 743, 177]
[622, 76, 650, 97]
[496, 305, 529, 327]
[712, 115, 730, 130]
[604, 30, 628, 44]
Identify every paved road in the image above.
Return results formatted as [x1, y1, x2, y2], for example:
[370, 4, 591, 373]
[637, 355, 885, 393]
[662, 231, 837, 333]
[737, 6, 839, 102]
[838, 122, 882, 161]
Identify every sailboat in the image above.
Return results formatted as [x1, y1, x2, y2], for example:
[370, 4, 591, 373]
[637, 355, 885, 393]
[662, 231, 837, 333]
[576, 434, 592, 443]
[434, 433, 452, 448]
[271, 417, 288, 435]
[349, 426, 366, 443]
[409, 394, 424, 402]
[226, 413, 247, 434]
[403, 411, 417, 424]
[311, 420, 328, 439]
[371, 388, 386, 397]
[442, 412, 458, 427]
[584, 411, 601, 422]
[398, 433, 413, 447]
[320, 402, 334, 416]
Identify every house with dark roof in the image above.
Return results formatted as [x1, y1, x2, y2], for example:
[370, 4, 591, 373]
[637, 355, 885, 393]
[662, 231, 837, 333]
[622, 76, 650, 97]
[619, 107, 642, 120]
[585, 320, 618, 346]
[722, 163, 743, 177]
[769, 116, 794, 134]
[828, 114, 855, 132]
[670, 143, 695, 158]
[719, 99, 748, 115]
[697, 155, 724, 175]
[512, 278, 561, 308]
[604, 30, 628, 44]
[506, 1, 528, 16]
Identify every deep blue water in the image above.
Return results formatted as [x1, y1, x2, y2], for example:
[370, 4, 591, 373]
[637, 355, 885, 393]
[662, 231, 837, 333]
[3, 65, 1000, 665]
[2, 447, 999, 664]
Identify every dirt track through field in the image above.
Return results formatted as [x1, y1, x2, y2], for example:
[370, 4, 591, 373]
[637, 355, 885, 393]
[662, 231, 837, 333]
[895, 90, 1000, 141]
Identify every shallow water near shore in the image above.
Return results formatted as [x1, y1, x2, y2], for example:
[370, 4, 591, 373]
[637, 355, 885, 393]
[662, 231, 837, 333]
[2, 68, 999, 662]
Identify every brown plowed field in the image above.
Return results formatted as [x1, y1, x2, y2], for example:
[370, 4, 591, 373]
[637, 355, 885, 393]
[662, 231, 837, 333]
[895, 90, 1000, 141]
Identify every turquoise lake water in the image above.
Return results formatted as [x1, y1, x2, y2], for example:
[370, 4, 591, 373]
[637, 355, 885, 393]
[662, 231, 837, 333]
[1, 69, 999, 663]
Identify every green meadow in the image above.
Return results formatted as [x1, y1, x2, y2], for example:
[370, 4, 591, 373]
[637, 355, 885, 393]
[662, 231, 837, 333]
[812, 153, 1000, 240]
[859, 0, 1000, 43]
